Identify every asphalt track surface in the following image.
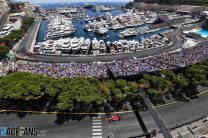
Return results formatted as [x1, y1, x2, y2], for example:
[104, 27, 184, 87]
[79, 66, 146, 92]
[14, 18, 184, 63]
[0, 87, 208, 138]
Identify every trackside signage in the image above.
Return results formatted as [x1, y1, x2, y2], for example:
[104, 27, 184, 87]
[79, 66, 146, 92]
[0, 127, 46, 136]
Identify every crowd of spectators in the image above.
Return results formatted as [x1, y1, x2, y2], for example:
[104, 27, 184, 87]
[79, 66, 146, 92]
[107, 43, 208, 77]
[17, 61, 108, 78]
[16, 42, 208, 78]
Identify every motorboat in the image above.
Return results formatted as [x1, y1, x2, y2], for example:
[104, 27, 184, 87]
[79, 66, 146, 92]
[103, 34, 109, 39]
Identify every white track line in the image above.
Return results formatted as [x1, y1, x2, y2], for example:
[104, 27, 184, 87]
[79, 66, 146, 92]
[92, 129, 102, 132]
[92, 126, 102, 128]
[93, 119, 101, 122]
[92, 133, 102, 136]
[92, 136, 102, 138]
[92, 115, 102, 138]
[93, 122, 102, 125]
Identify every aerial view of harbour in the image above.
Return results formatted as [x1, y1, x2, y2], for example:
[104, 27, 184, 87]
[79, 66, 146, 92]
[1, 0, 208, 138]
[34, 2, 173, 55]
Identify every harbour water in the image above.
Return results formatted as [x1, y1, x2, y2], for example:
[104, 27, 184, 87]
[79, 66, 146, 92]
[36, 20, 48, 42]
[36, 3, 170, 43]
[40, 2, 128, 9]
[37, 19, 170, 43]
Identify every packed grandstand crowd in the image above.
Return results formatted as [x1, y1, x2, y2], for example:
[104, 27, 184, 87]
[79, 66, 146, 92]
[17, 61, 108, 78]
[16, 41, 208, 78]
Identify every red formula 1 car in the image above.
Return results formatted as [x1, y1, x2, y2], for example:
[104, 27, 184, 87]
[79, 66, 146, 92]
[106, 114, 121, 123]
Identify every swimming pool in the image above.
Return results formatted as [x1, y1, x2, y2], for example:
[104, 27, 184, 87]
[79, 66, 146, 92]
[194, 29, 208, 38]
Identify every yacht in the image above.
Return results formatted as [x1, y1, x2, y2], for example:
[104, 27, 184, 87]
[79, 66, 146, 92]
[122, 40, 130, 53]
[95, 27, 108, 35]
[84, 24, 94, 32]
[107, 41, 116, 54]
[71, 37, 84, 52]
[135, 41, 142, 51]
[114, 40, 123, 53]
[81, 38, 91, 54]
[118, 28, 138, 38]
[92, 38, 100, 55]
[45, 16, 76, 40]
[43, 41, 57, 55]
[129, 40, 137, 52]
[60, 38, 71, 53]
[137, 43, 145, 51]
[99, 40, 106, 54]
[103, 34, 109, 39]
[45, 29, 75, 40]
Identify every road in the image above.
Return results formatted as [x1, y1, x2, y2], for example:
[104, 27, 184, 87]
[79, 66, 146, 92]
[16, 35, 184, 63]
[0, 14, 7, 31]
[14, 17, 184, 63]
[0, 87, 208, 138]
[14, 18, 41, 54]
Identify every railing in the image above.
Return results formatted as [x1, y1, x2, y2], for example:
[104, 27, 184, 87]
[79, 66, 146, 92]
[139, 86, 173, 138]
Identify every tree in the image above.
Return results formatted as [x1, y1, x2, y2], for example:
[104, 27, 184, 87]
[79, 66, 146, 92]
[0, 72, 60, 100]
[159, 70, 189, 90]
[140, 74, 174, 98]
[57, 77, 109, 111]
[0, 46, 9, 59]
[184, 63, 208, 87]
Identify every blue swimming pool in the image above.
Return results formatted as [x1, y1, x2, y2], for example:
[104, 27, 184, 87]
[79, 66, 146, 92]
[195, 29, 208, 38]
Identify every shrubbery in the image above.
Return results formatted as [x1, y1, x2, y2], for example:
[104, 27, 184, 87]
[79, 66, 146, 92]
[0, 46, 9, 59]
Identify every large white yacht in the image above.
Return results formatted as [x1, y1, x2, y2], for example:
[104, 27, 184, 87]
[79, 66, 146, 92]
[114, 40, 123, 53]
[92, 38, 100, 55]
[99, 40, 106, 54]
[95, 27, 108, 35]
[81, 38, 91, 54]
[118, 28, 138, 38]
[45, 16, 76, 40]
[60, 38, 71, 53]
[41, 40, 57, 55]
[129, 40, 138, 52]
[122, 40, 130, 53]
[71, 37, 85, 52]
[107, 41, 116, 54]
